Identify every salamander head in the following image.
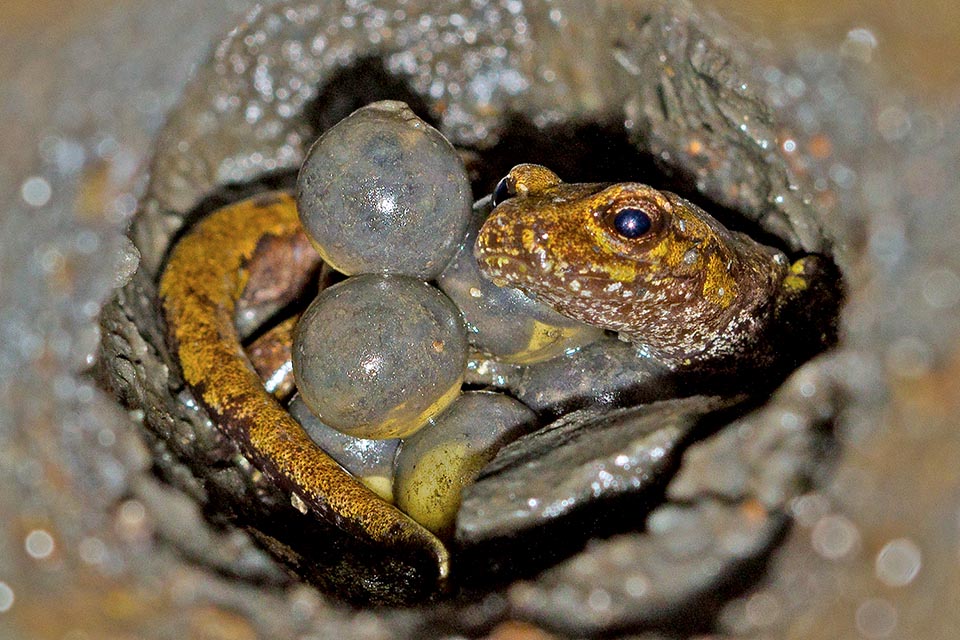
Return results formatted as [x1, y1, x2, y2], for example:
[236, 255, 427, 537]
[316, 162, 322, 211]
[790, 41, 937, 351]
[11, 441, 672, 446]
[474, 164, 789, 363]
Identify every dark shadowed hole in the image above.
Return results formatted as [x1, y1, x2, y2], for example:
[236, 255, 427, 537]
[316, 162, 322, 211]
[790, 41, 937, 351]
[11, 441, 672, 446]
[304, 57, 436, 136]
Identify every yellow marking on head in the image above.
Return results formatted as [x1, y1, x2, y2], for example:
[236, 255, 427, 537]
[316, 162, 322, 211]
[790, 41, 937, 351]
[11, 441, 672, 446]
[509, 163, 563, 195]
[702, 253, 738, 308]
[598, 260, 640, 283]
[578, 189, 715, 285]
[639, 231, 697, 277]
[783, 259, 810, 292]
[521, 228, 536, 252]
[646, 235, 669, 258]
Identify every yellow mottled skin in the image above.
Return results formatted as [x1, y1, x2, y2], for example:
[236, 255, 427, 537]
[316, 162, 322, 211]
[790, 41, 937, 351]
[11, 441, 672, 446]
[783, 258, 811, 293]
[477, 164, 812, 367]
[159, 193, 448, 581]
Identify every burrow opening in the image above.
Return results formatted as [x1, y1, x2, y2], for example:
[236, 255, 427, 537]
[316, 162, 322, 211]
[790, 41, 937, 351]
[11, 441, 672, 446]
[148, 57, 844, 625]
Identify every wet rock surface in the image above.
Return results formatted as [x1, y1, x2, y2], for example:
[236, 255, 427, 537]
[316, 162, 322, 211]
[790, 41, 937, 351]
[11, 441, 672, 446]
[509, 499, 789, 635]
[43, 0, 845, 621]
[4, 0, 960, 639]
[497, 356, 841, 633]
[457, 396, 738, 545]
[103, 0, 840, 607]
[619, 8, 829, 255]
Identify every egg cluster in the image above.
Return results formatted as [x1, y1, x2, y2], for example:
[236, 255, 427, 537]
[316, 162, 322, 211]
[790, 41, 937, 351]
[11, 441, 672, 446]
[289, 101, 596, 535]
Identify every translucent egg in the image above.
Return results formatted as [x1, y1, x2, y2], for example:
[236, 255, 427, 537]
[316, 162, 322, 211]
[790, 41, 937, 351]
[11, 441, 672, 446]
[394, 391, 537, 537]
[292, 274, 467, 439]
[296, 100, 472, 279]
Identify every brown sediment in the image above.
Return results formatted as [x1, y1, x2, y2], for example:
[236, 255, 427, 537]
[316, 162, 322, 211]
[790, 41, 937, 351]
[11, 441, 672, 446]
[159, 192, 449, 581]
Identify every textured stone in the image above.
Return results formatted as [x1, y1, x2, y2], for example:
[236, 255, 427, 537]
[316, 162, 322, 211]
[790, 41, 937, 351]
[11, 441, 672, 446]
[98, 0, 841, 614]
[457, 396, 739, 544]
[509, 499, 787, 635]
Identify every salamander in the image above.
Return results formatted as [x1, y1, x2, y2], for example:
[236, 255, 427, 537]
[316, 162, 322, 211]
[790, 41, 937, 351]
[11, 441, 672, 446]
[475, 164, 816, 369]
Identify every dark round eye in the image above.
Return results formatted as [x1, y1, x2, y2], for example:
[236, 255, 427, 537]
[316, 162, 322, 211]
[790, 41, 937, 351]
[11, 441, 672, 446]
[613, 208, 652, 238]
[492, 176, 513, 206]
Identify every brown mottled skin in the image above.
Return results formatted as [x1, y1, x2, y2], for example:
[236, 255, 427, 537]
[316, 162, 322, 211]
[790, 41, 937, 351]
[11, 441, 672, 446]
[247, 315, 298, 400]
[476, 164, 813, 368]
[159, 193, 449, 582]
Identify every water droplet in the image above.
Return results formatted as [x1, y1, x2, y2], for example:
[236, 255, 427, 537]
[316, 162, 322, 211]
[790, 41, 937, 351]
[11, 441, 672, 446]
[0, 582, 14, 612]
[587, 587, 611, 611]
[118, 499, 146, 526]
[855, 598, 897, 638]
[291, 493, 308, 514]
[885, 336, 932, 379]
[25, 529, 55, 559]
[921, 268, 960, 309]
[78, 537, 108, 565]
[20, 176, 52, 207]
[745, 591, 781, 628]
[877, 105, 911, 142]
[811, 514, 860, 560]
[840, 27, 878, 64]
[875, 538, 922, 587]
[624, 574, 649, 598]
[790, 493, 830, 527]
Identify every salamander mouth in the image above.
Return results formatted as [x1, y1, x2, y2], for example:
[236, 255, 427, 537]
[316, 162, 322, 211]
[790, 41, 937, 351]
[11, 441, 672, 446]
[475, 222, 560, 287]
[475, 251, 532, 286]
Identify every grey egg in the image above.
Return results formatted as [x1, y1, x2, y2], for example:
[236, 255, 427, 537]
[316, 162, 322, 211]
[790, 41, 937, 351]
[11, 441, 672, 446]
[296, 100, 472, 279]
[292, 274, 467, 439]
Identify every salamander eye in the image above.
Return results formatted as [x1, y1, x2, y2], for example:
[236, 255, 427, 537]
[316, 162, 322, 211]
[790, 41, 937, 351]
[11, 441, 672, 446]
[492, 176, 514, 206]
[612, 208, 652, 239]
